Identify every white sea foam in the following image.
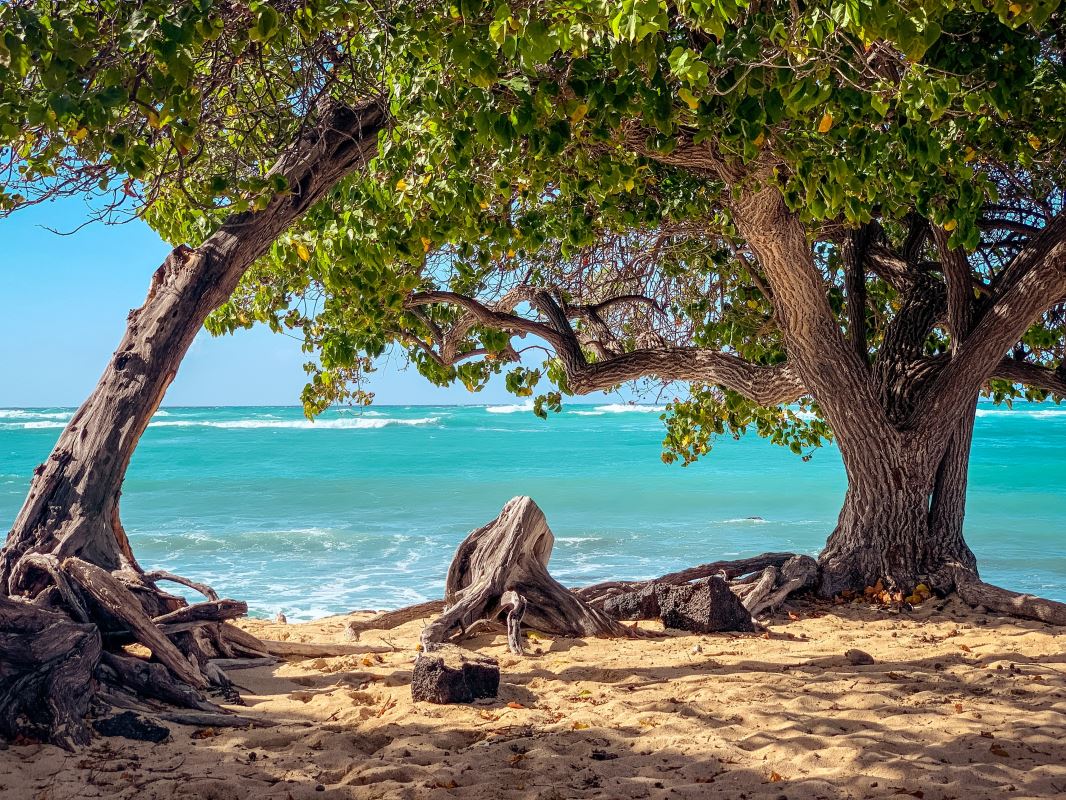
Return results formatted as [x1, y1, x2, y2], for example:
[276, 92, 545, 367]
[0, 420, 68, 430]
[0, 410, 72, 420]
[485, 402, 534, 414]
[720, 517, 769, 524]
[976, 408, 1066, 418]
[593, 403, 666, 413]
[572, 410, 606, 416]
[154, 409, 171, 417]
[148, 416, 439, 430]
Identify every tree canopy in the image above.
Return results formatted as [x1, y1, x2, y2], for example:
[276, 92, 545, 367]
[127, 0, 1060, 464]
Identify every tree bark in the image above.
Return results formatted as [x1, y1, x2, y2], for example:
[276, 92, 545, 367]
[421, 496, 633, 654]
[0, 99, 386, 747]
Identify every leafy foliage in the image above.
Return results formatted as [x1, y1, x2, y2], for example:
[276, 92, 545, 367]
[3, 0, 1063, 463]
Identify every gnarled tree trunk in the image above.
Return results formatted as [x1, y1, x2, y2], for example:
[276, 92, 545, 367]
[817, 426, 977, 596]
[0, 99, 386, 747]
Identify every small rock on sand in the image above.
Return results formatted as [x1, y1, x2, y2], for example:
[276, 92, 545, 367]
[845, 648, 875, 666]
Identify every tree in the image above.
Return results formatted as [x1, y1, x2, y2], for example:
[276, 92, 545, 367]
[0, 0, 389, 746]
[213, 1, 1065, 614]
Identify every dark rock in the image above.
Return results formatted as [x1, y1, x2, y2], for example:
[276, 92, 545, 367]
[845, 648, 875, 666]
[92, 712, 169, 743]
[603, 584, 663, 620]
[411, 645, 499, 704]
[658, 577, 756, 633]
[590, 749, 618, 761]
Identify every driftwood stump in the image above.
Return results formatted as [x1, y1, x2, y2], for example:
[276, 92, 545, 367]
[421, 497, 632, 654]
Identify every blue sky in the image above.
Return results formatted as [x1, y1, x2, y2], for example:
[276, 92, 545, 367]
[0, 198, 627, 408]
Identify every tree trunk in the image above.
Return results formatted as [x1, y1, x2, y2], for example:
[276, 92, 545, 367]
[0, 100, 385, 747]
[2, 100, 384, 591]
[816, 424, 971, 596]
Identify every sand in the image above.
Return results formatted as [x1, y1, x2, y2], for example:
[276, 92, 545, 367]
[2, 596, 1065, 800]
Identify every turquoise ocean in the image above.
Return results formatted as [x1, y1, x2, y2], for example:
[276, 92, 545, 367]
[1, 402, 1064, 619]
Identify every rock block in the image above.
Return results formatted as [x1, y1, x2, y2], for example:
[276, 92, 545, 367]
[411, 646, 500, 704]
[658, 577, 756, 633]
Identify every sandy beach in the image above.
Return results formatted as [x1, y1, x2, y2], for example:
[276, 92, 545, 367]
[2, 596, 1064, 800]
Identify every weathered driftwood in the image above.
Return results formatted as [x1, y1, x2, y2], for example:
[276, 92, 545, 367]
[97, 652, 219, 712]
[143, 570, 220, 601]
[421, 497, 633, 655]
[954, 568, 1066, 625]
[737, 555, 820, 616]
[345, 600, 445, 640]
[258, 639, 392, 658]
[152, 599, 247, 627]
[576, 551, 796, 605]
[0, 597, 101, 748]
[62, 557, 208, 689]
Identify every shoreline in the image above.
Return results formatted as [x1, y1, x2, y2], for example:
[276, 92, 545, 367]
[3, 595, 1065, 799]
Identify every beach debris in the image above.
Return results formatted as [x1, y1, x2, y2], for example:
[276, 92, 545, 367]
[411, 645, 500, 704]
[660, 578, 757, 633]
[603, 577, 755, 633]
[92, 711, 170, 743]
[274, 612, 287, 624]
[419, 497, 632, 657]
[845, 648, 875, 666]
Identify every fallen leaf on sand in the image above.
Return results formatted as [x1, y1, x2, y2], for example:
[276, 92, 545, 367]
[572, 722, 590, 730]
[507, 702, 525, 709]
[768, 771, 784, 782]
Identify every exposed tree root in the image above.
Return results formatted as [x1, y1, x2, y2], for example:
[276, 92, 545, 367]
[953, 568, 1066, 625]
[575, 552, 797, 606]
[1, 550, 272, 749]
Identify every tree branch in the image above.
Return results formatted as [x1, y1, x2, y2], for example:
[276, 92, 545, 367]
[992, 358, 1066, 397]
[405, 291, 806, 405]
[915, 211, 1066, 428]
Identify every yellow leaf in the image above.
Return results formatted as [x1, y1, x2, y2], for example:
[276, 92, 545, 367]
[1028, 134, 1042, 150]
[817, 112, 833, 133]
[963, 146, 976, 162]
[395, 178, 408, 191]
[753, 131, 766, 148]
[421, 236, 432, 253]
[572, 721, 590, 730]
[569, 103, 589, 124]
[71, 127, 88, 142]
[296, 243, 311, 262]
[1008, 2, 1022, 14]
[943, 219, 957, 232]
[479, 200, 489, 209]
[506, 248, 516, 258]
[146, 110, 160, 129]
[678, 87, 699, 111]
